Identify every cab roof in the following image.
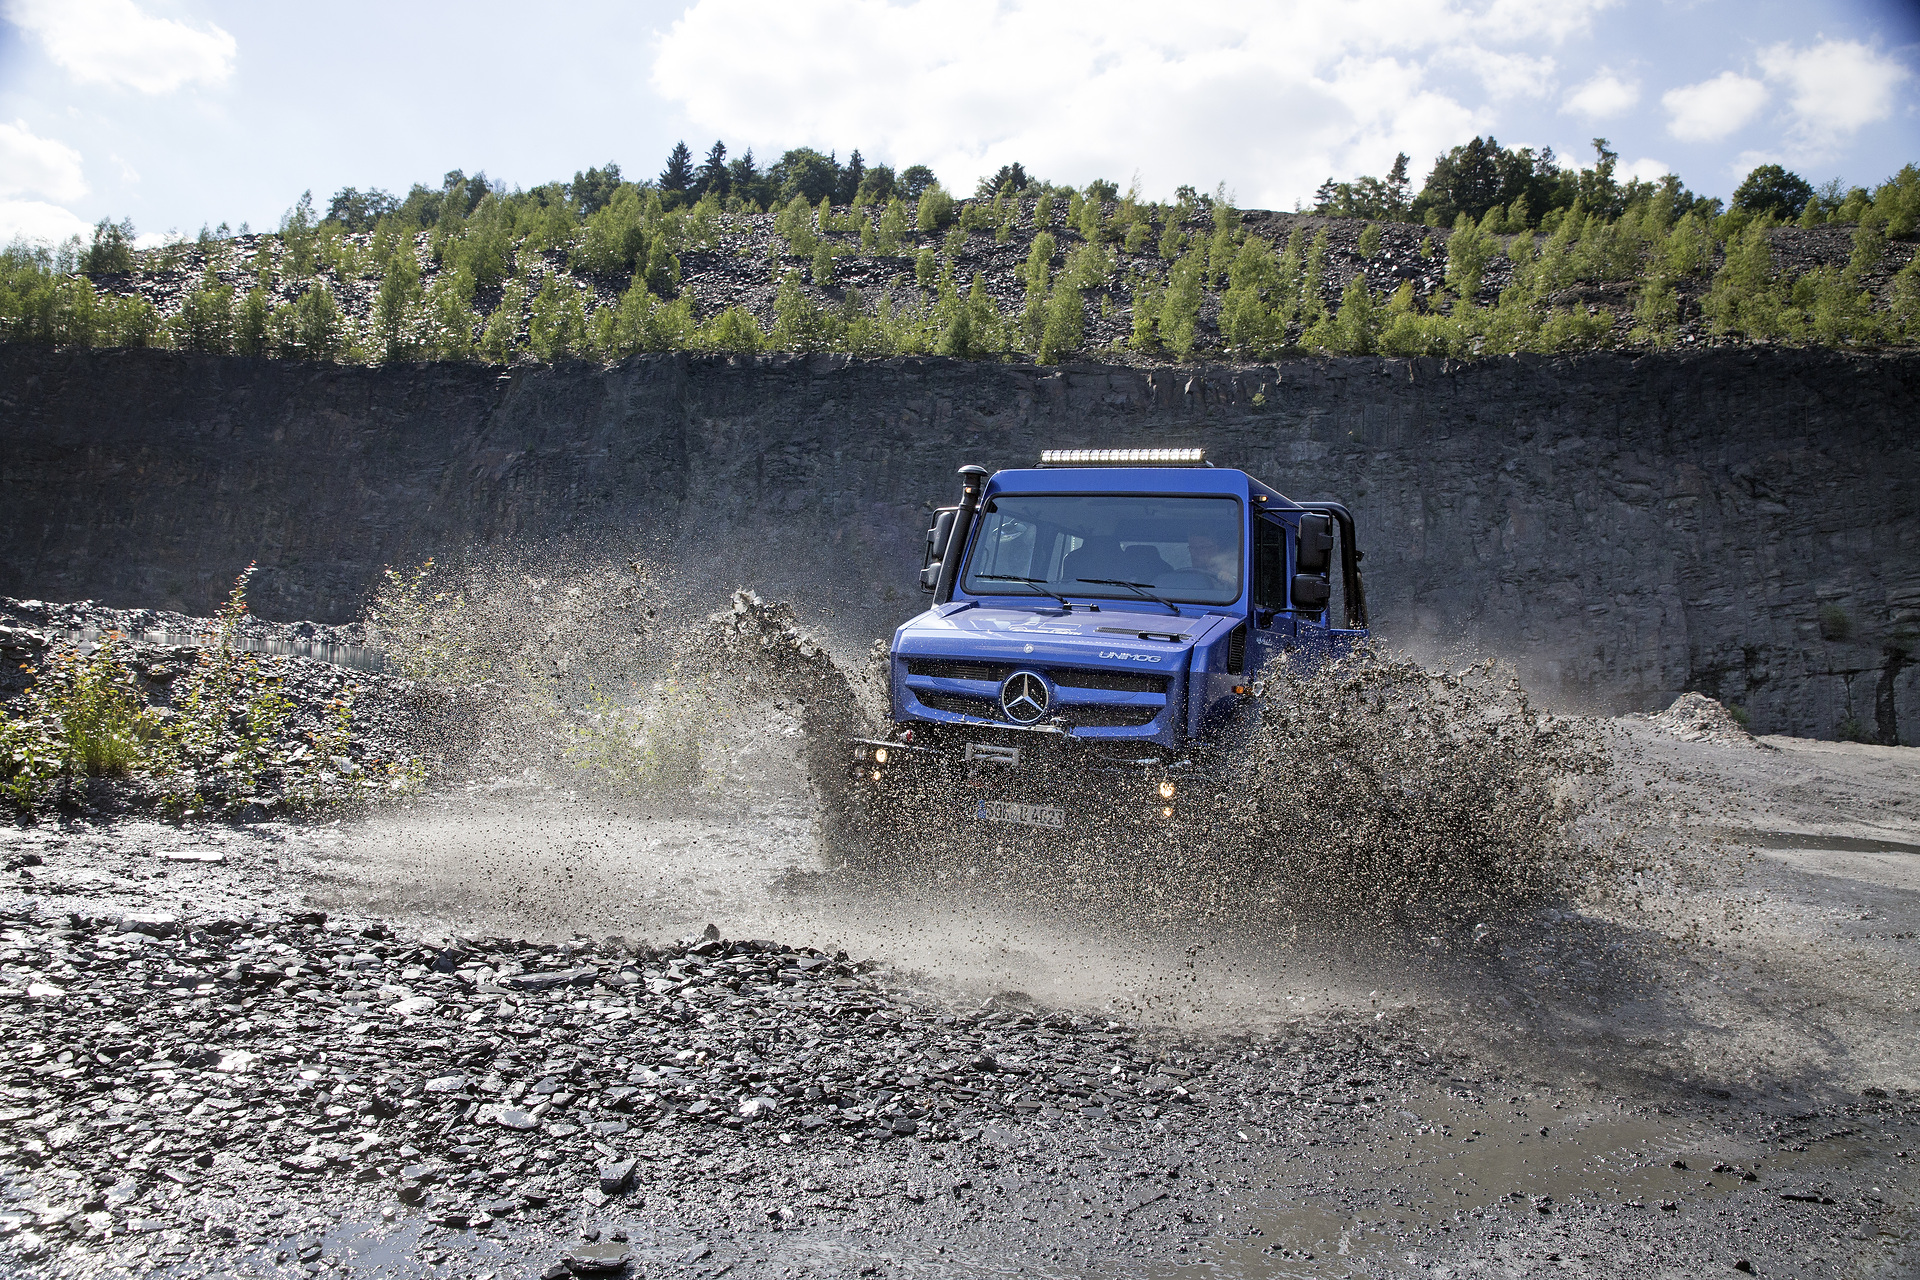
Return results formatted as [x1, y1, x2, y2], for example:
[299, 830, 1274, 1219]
[985, 465, 1302, 511]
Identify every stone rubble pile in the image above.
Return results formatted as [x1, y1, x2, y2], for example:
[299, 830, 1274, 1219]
[1648, 692, 1762, 747]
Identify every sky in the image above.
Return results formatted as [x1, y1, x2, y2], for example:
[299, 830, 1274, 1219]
[1, 0, 1916, 247]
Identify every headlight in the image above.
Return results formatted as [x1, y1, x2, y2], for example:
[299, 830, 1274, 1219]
[1157, 780, 1176, 799]
[874, 748, 889, 764]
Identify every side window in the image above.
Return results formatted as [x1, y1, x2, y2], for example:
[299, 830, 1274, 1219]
[1251, 517, 1287, 612]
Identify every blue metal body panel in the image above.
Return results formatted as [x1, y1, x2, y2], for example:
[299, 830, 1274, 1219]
[886, 465, 1369, 751]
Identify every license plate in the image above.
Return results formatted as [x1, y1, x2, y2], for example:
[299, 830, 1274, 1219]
[979, 800, 1066, 830]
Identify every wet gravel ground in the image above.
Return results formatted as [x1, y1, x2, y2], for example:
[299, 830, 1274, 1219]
[2, 724, 1917, 1280]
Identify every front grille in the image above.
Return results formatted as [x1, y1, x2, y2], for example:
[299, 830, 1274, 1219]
[1068, 705, 1162, 728]
[906, 659, 1015, 682]
[917, 691, 997, 717]
[1052, 668, 1169, 694]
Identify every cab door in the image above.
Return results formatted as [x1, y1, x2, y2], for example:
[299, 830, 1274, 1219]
[1248, 513, 1296, 674]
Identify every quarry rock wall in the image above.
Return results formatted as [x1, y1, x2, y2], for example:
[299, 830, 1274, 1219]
[2, 344, 1915, 742]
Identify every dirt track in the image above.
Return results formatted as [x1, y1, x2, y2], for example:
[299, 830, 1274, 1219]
[1, 715, 1915, 1279]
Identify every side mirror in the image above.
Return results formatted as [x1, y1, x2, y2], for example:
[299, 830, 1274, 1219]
[1291, 574, 1330, 610]
[1296, 513, 1334, 574]
[920, 507, 958, 592]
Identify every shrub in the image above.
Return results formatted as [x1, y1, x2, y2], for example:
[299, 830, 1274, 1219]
[1157, 250, 1204, 360]
[167, 277, 236, 354]
[528, 277, 589, 360]
[79, 218, 136, 276]
[696, 305, 765, 354]
[280, 191, 320, 277]
[916, 184, 955, 233]
[1444, 212, 1496, 300]
[1357, 223, 1383, 258]
[478, 282, 523, 363]
[1036, 280, 1083, 363]
[274, 284, 346, 361]
[877, 198, 907, 255]
[0, 635, 153, 806]
[1219, 236, 1281, 359]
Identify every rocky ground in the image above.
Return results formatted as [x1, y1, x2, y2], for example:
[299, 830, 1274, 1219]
[2, 594, 1917, 1277]
[0, 719, 1915, 1278]
[92, 200, 1919, 368]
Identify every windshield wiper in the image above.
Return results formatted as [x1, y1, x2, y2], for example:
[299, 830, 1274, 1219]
[1075, 578, 1181, 615]
[976, 574, 1081, 611]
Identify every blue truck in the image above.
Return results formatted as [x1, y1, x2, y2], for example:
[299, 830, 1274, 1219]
[845, 448, 1369, 838]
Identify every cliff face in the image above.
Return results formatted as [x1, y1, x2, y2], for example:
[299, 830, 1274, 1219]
[2, 345, 1915, 742]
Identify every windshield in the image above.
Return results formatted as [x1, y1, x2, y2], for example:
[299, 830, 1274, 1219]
[960, 493, 1244, 606]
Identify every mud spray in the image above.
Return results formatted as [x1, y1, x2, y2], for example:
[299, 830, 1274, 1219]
[314, 556, 1671, 1047]
[285, 550, 1918, 1107]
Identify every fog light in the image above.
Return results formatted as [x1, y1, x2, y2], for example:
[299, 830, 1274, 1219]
[1161, 806, 1174, 818]
[1157, 781, 1176, 800]
[874, 748, 889, 764]
[854, 746, 868, 761]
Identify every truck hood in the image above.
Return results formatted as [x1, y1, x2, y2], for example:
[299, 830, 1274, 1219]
[894, 603, 1233, 669]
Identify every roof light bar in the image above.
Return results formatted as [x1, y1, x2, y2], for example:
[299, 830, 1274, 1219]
[1038, 447, 1208, 467]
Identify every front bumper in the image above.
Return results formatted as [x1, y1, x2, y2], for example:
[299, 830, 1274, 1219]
[845, 728, 1214, 828]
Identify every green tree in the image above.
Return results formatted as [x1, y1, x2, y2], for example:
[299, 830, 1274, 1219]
[916, 183, 956, 233]
[772, 148, 841, 205]
[1844, 220, 1887, 284]
[528, 277, 588, 360]
[422, 269, 475, 360]
[697, 305, 766, 354]
[659, 142, 696, 202]
[1732, 165, 1814, 221]
[694, 142, 730, 200]
[1704, 217, 1786, 338]
[1357, 223, 1383, 258]
[234, 287, 270, 355]
[1037, 280, 1083, 364]
[568, 163, 623, 216]
[770, 270, 835, 351]
[324, 187, 399, 231]
[79, 218, 136, 276]
[280, 191, 320, 277]
[1130, 278, 1163, 352]
[915, 248, 937, 288]
[1444, 212, 1496, 299]
[372, 247, 423, 362]
[1323, 277, 1381, 354]
[1158, 250, 1205, 360]
[478, 282, 524, 363]
[275, 283, 345, 360]
[1022, 232, 1056, 299]
[877, 197, 907, 255]
[900, 166, 937, 201]
[167, 275, 235, 354]
[1218, 236, 1281, 358]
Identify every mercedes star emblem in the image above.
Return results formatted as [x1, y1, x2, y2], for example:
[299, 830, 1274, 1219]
[999, 670, 1050, 724]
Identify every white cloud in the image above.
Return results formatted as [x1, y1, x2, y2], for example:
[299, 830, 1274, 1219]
[0, 198, 91, 245]
[1563, 69, 1638, 119]
[1757, 39, 1911, 147]
[1620, 156, 1670, 183]
[4, 0, 236, 94]
[1442, 46, 1557, 99]
[649, 0, 1617, 207]
[1662, 71, 1768, 142]
[0, 119, 86, 202]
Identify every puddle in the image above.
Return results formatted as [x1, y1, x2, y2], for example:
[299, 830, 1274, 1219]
[48, 626, 388, 672]
[1147, 1081, 1920, 1279]
[1734, 830, 1920, 857]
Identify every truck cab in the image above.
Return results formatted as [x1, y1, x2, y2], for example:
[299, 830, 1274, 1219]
[847, 448, 1368, 834]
